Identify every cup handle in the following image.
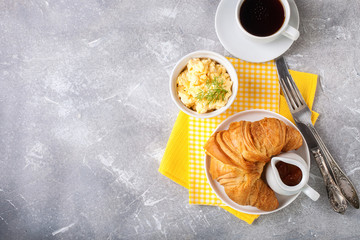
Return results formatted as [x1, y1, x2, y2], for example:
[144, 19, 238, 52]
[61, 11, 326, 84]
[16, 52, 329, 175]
[302, 184, 320, 201]
[282, 25, 300, 41]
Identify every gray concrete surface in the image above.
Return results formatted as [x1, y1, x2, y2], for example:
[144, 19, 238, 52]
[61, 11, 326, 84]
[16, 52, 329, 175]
[1, 0, 360, 239]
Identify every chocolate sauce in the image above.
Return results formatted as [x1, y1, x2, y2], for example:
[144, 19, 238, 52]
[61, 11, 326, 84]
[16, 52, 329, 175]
[275, 161, 302, 186]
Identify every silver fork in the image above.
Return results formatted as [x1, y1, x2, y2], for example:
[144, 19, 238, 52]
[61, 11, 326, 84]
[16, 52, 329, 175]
[276, 57, 359, 212]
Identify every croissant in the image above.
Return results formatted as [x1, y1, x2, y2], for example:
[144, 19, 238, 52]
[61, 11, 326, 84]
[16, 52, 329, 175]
[204, 118, 303, 211]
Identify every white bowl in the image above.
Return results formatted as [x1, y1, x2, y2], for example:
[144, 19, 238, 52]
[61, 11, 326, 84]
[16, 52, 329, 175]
[169, 50, 238, 118]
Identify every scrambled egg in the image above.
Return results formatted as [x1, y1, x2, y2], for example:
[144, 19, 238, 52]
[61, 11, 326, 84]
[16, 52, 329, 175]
[176, 58, 233, 114]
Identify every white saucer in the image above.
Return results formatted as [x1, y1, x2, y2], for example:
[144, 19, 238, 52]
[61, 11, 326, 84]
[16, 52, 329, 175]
[215, 0, 300, 63]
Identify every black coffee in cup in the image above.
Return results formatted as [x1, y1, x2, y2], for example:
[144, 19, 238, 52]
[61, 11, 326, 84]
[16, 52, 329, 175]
[240, 0, 285, 37]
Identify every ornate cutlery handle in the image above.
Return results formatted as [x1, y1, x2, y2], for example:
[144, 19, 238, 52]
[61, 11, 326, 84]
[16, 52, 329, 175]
[312, 149, 347, 213]
[309, 125, 360, 209]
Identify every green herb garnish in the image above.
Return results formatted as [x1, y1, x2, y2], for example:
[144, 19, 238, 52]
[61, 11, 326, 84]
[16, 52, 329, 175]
[195, 76, 228, 105]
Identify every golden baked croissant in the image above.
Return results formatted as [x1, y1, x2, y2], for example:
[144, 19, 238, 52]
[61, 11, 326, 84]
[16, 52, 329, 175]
[204, 118, 303, 211]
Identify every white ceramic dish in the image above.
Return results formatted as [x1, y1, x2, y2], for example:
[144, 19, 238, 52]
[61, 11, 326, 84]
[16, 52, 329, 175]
[215, 0, 300, 63]
[204, 109, 310, 215]
[169, 50, 238, 119]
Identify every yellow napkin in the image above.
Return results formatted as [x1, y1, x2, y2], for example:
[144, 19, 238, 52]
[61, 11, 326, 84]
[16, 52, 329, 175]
[159, 58, 318, 224]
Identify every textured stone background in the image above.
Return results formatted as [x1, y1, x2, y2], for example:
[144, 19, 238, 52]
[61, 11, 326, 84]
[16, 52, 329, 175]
[1, 0, 360, 239]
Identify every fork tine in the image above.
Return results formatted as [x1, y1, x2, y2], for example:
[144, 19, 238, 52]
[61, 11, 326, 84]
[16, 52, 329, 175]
[276, 57, 307, 110]
[285, 75, 306, 106]
[284, 76, 302, 108]
[279, 57, 306, 107]
[278, 75, 296, 110]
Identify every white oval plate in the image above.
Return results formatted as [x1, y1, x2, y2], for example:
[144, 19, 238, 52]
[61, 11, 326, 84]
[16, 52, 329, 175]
[215, 0, 300, 63]
[204, 109, 310, 215]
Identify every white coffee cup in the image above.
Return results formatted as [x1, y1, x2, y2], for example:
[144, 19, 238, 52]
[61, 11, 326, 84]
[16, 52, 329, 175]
[235, 0, 300, 43]
[265, 152, 320, 201]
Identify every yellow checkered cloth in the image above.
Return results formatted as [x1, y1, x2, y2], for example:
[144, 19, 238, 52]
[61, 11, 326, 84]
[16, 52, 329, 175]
[159, 57, 319, 224]
[189, 58, 279, 205]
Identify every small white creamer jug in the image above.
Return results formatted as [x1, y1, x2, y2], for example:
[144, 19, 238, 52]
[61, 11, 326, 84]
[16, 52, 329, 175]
[265, 152, 320, 201]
